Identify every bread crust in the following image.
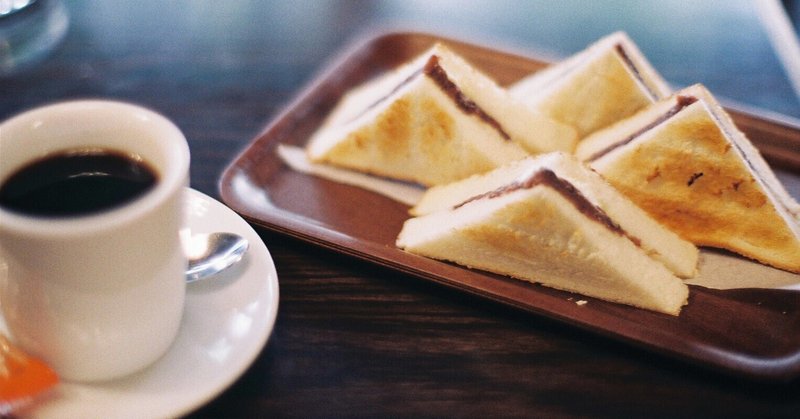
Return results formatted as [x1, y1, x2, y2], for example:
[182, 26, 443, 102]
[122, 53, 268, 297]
[581, 86, 800, 273]
[510, 32, 671, 140]
[397, 184, 689, 315]
[306, 43, 576, 186]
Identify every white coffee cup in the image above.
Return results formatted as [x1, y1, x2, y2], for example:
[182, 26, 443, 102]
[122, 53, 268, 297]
[0, 100, 190, 382]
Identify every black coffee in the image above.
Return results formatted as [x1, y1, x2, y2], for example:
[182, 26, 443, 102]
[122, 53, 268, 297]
[0, 149, 158, 217]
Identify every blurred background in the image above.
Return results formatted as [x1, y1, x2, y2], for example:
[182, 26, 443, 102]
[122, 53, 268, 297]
[3, 1, 798, 110]
[1, 0, 798, 193]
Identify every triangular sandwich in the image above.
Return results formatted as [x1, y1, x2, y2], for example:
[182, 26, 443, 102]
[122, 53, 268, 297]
[409, 152, 699, 278]
[397, 152, 692, 315]
[509, 32, 671, 140]
[575, 84, 800, 273]
[306, 43, 577, 186]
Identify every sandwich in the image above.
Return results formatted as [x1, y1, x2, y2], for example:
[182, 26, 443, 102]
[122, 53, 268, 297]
[306, 43, 577, 187]
[397, 152, 693, 315]
[409, 152, 699, 278]
[509, 32, 671, 140]
[575, 83, 800, 273]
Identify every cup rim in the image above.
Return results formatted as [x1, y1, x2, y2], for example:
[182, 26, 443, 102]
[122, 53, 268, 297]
[0, 99, 190, 238]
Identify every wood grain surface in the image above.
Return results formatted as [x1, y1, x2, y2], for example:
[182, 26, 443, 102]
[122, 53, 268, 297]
[220, 32, 800, 383]
[2, 1, 800, 417]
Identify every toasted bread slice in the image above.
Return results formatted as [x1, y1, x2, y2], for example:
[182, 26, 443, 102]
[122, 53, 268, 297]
[510, 32, 671, 140]
[576, 84, 800, 273]
[410, 152, 698, 278]
[306, 43, 576, 186]
[397, 152, 691, 315]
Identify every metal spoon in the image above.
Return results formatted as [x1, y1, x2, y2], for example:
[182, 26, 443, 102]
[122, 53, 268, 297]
[184, 232, 249, 283]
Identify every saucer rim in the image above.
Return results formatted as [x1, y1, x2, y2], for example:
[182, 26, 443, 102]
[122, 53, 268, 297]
[2, 187, 280, 418]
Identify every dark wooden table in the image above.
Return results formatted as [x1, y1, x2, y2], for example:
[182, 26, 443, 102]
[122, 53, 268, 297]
[3, 1, 800, 417]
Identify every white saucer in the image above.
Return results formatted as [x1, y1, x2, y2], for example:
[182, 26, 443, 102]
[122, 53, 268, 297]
[2, 188, 280, 418]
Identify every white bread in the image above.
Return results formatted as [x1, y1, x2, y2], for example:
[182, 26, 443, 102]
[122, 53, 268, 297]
[410, 152, 698, 278]
[306, 43, 577, 186]
[576, 84, 800, 273]
[397, 152, 691, 315]
[510, 32, 671, 140]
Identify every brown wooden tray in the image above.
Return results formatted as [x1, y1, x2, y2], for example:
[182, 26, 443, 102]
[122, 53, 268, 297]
[219, 31, 800, 382]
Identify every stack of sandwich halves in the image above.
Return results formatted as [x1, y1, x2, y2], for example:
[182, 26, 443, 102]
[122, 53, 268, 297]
[305, 33, 800, 316]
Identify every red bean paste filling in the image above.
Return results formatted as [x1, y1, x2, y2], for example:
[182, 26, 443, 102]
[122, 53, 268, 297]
[585, 92, 794, 222]
[585, 95, 698, 162]
[614, 44, 661, 101]
[422, 55, 511, 140]
[453, 169, 642, 246]
[705, 103, 795, 218]
[347, 54, 511, 140]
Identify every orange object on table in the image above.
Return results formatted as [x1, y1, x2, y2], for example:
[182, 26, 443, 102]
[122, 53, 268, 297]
[0, 334, 58, 413]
